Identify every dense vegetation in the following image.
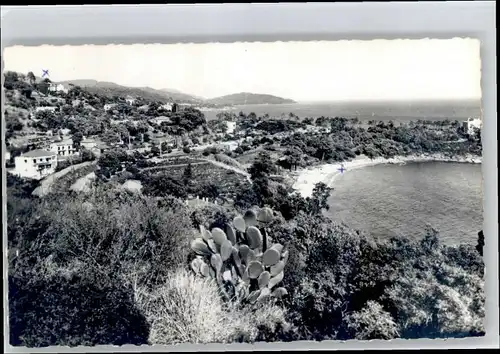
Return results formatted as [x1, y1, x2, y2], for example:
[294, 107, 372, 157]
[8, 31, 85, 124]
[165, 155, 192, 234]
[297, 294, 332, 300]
[5, 70, 485, 347]
[7, 150, 485, 346]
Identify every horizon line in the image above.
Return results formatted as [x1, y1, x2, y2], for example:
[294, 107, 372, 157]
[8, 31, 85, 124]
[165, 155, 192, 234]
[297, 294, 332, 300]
[7, 71, 481, 103]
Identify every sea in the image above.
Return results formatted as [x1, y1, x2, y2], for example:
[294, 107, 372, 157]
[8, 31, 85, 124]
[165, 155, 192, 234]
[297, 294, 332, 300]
[201, 100, 483, 245]
[201, 99, 481, 123]
[326, 162, 483, 246]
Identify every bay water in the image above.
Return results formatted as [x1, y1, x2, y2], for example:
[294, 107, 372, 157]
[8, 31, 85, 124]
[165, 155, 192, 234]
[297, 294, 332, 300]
[326, 162, 483, 245]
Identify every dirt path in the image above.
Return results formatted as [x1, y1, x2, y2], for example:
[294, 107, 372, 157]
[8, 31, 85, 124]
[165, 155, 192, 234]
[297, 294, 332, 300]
[32, 161, 97, 197]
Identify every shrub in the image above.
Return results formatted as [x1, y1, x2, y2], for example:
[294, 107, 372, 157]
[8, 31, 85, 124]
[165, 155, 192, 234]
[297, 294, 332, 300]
[344, 301, 399, 340]
[9, 270, 149, 347]
[137, 268, 290, 344]
[137, 268, 238, 344]
[279, 215, 485, 341]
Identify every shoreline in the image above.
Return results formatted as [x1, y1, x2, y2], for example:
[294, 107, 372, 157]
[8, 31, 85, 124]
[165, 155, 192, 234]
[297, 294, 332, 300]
[292, 153, 482, 198]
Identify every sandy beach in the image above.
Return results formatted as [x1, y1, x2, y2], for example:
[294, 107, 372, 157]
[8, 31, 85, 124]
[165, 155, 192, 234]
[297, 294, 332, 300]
[292, 153, 482, 198]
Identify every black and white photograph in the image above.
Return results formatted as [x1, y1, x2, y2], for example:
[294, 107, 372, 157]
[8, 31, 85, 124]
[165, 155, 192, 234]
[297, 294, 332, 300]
[3, 37, 485, 347]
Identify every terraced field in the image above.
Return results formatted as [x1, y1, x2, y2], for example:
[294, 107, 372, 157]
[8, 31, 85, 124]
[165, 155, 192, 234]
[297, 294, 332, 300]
[151, 163, 249, 200]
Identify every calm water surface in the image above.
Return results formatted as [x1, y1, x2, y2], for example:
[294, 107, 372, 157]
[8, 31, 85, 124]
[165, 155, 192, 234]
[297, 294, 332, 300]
[325, 162, 483, 245]
[202, 101, 481, 123]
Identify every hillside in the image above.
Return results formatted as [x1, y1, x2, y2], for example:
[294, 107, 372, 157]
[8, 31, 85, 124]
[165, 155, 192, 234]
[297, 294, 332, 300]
[160, 88, 205, 101]
[205, 92, 296, 106]
[56, 80, 202, 104]
[57, 81, 296, 106]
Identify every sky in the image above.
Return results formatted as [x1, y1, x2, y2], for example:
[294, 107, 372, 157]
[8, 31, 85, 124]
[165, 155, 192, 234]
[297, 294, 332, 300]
[3, 39, 481, 102]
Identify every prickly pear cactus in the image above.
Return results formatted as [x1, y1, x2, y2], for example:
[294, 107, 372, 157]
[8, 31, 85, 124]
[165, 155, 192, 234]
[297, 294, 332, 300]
[190, 206, 288, 305]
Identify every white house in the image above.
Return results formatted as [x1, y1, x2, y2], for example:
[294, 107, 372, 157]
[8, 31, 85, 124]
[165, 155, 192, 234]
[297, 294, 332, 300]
[80, 138, 98, 150]
[13, 149, 57, 179]
[463, 117, 482, 134]
[125, 96, 136, 105]
[217, 141, 239, 152]
[104, 103, 118, 111]
[90, 142, 110, 158]
[160, 103, 173, 111]
[50, 139, 77, 157]
[48, 83, 69, 94]
[151, 116, 172, 126]
[226, 121, 237, 134]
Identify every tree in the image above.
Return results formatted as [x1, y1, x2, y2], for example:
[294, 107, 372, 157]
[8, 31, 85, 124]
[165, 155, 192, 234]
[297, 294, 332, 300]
[6, 115, 23, 132]
[72, 131, 84, 149]
[199, 183, 220, 202]
[27, 71, 36, 86]
[284, 147, 304, 171]
[37, 80, 50, 95]
[248, 151, 277, 180]
[96, 150, 128, 179]
[308, 182, 332, 215]
[183, 163, 193, 184]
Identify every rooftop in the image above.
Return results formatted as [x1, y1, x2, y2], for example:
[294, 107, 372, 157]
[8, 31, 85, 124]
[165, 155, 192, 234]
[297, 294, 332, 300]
[53, 139, 73, 145]
[22, 149, 57, 158]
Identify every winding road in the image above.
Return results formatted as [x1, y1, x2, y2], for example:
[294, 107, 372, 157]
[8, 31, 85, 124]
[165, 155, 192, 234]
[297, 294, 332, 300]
[32, 160, 97, 197]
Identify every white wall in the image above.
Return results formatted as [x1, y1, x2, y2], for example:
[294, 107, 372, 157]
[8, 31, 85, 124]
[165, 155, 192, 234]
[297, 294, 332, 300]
[465, 117, 482, 134]
[14, 155, 57, 179]
[226, 121, 237, 134]
[50, 140, 77, 156]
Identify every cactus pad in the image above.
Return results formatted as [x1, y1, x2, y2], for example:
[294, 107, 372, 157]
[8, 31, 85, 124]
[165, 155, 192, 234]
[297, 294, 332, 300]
[207, 239, 218, 253]
[244, 209, 258, 227]
[246, 226, 263, 249]
[258, 271, 271, 289]
[247, 260, 264, 279]
[257, 207, 274, 224]
[268, 271, 284, 289]
[233, 216, 246, 233]
[271, 243, 284, 254]
[239, 245, 250, 262]
[270, 260, 285, 277]
[225, 224, 237, 244]
[242, 267, 250, 283]
[200, 225, 213, 241]
[262, 248, 280, 266]
[191, 238, 211, 256]
[246, 249, 256, 264]
[212, 227, 227, 246]
[200, 262, 210, 277]
[220, 240, 232, 261]
[210, 253, 223, 274]
[190, 258, 202, 274]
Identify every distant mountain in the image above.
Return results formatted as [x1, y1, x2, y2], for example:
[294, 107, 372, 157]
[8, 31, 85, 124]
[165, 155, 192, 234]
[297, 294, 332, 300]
[45, 77, 295, 106]
[159, 88, 205, 101]
[205, 92, 296, 106]
[56, 79, 202, 103]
